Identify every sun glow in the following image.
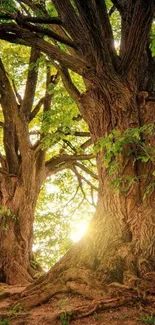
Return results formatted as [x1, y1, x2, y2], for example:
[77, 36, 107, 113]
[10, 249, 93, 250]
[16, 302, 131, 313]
[70, 220, 88, 243]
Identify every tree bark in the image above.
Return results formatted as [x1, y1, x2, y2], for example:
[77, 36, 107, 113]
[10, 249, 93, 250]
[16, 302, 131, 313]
[19, 82, 155, 308]
[0, 0, 155, 309]
[0, 155, 45, 285]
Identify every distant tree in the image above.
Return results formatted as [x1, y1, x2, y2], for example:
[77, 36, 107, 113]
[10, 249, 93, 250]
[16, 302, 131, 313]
[0, 42, 96, 284]
[0, 0, 155, 308]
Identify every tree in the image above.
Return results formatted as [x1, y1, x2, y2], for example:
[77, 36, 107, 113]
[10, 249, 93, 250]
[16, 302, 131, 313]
[0, 0, 155, 308]
[0, 40, 95, 285]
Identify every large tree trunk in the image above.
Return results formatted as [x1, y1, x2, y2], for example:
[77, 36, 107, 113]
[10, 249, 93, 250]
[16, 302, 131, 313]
[19, 84, 155, 308]
[0, 158, 44, 285]
[0, 0, 154, 311]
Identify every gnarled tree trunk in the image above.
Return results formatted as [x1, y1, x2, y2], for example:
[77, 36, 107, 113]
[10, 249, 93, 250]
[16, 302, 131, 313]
[0, 154, 45, 285]
[19, 83, 155, 308]
[0, 0, 155, 310]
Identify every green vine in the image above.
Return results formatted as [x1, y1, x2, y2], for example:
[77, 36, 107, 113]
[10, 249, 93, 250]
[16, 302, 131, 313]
[94, 124, 155, 195]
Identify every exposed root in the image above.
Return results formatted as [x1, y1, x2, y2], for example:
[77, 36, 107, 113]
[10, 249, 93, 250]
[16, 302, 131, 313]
[16, 268, 106, 308]
[69, 296, 137, 318]
[3, 293, 155, 325]
[10, 267, 155, 314]
[0, 275, 155, 325]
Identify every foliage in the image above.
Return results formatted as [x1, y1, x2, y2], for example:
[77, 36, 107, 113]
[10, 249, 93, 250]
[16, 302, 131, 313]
[60, 311, 72, 325]
[0, 40, 96, 270]
[34, 169, 96, 270]
[8, 303, 24, 316]
[0, 319, 9, 325]
[140, 316, 155, 325]
[94, 124, 155, 192]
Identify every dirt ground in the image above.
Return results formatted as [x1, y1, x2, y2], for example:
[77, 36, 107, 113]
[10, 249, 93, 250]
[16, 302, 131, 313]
[0, 283, 155, 325]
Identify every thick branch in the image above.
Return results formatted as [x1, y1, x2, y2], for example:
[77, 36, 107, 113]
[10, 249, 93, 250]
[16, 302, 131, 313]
[16, 21, 76, 49]
[45, 153, 95, 177]
[0, 23, 87, 75]
[120, 0, 154, 73]
[0, 59, 19, 173]
[74, 0, 118, 70]
[21, 47, 40, 121]
[60, 67, 82, 110]
[0, 58, 31, 167]
[53, 0, 85, 46]
[0, 14, 62, 25]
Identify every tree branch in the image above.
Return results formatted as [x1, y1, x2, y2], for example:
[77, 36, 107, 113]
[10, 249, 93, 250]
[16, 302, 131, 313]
[0, 23, 87, 75]
[110, 0, 122, 12]
[21, 47, 40, 121]
[0, 58, 19, 173]
[16, 20, 76, 49]
[53, 0, 85, 46]
[30, 98, 44, 121]
[45, 153, 95, 177]
[12, 79, 22, 105]
[0, 153, 7, 170]
[16, 0, 47, 14]
[0, 57, 31, 169]
[80, 139, 92, 150]
[71, 165, 86, 199]
[74, 162, 98, 180]
[73, 0, 118, 70]
[0, 14, 62, 25]
[71, 165, 98, 205]
[0, 8, 75, 48]
[59, 129, 90, 137]
[43, 69, 59, 113]
[60, 67, 82, 110]
[120, 0, 154, 74]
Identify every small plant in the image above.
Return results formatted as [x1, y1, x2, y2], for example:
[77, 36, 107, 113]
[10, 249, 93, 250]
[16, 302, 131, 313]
[0, 319, 9, 325]
[60, 311, 72, 325]
[9, 303, 24, 316]
[140, 316, 155, 325]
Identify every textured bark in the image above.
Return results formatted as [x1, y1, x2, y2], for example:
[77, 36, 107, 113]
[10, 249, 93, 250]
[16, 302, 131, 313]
[0, 153, 46, 285]
[18, 88, 155, 308]
[0, 0, 155, 306]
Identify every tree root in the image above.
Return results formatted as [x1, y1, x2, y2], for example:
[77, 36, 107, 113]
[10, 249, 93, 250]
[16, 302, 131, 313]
[11, 269, 155, 313]
[10, 294, 155, 325]
[16, 268, 105, 308]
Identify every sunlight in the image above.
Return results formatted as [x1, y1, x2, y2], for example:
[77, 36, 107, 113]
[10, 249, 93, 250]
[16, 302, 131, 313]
[70, 220, 88, 243]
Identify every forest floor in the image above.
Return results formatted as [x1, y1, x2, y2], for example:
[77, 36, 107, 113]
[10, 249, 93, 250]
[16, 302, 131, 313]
[0, 282, 155, 325]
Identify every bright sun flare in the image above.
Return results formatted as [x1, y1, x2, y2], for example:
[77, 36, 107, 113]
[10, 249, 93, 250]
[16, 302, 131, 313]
[70, 221, 88, 243]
